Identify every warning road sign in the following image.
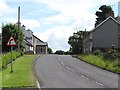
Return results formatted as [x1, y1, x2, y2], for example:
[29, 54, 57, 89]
[6, 35, 17, 46]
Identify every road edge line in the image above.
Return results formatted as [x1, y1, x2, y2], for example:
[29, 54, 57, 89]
[36, 80, 41, 90]
[34, 55, 41, 90]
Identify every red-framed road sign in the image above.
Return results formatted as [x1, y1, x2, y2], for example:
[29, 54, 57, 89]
[6, 35, 17, 46]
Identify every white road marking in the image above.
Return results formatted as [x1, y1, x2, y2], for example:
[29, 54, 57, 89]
[66, 67, 76, 72]
[57, 57, 104, 87]
[61, 62, 65, 65]
[85, 77, 89, 80]
[81, 75, 85, 78]
[95, 82, 103, 86]
[36, 80, 41, 90]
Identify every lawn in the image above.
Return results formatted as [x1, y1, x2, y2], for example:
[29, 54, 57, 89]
[1, 55, 38, 88]
[78, 54, 120, 74]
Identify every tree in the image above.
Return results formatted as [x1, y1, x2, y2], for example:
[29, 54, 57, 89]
[47, 47, 53, 54]
[54, 50, 65, 55]
[2, 23, 24, 52]
[68, 31, 87, 54]
[95, 5, 114, 27]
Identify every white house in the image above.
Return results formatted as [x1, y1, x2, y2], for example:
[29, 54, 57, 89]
[21, 25, 48, 54]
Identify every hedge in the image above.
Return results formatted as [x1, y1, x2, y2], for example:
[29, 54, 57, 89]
[2, 51, 22, 69]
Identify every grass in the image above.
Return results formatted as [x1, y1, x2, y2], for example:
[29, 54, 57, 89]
[2, 51, 21, 69]
[0, 56, 1, 88]
[0, 56, 2, 86]
[78, 54, 120, 74]
[0, 56, 2, 69]
[1, 55, 38, 88]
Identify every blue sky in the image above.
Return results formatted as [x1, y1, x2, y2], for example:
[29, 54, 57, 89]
[0, 0, 120, 52]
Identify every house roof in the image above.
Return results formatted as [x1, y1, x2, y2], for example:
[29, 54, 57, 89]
[33, 34, 48, 46]
[33, 35, 44, 43]
[36, 42, 48, 46]
[92, 16, 120, 32]
[24, 39, 33, 47]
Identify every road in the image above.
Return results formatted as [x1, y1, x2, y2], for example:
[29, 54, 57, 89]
[35, 55, 119, 89]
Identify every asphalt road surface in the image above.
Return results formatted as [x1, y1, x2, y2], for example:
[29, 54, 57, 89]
[35, 55, 119, 89]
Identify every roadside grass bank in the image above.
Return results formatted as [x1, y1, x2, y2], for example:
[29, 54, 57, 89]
[77, 54, 120, 74]
[0, 56, 2, 69]
[1, 55, 38, 88]
[2, 51, 23, 69]
[0, 56, 2, 88]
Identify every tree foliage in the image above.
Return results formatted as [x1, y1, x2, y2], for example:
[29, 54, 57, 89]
[54, 50, 65, 55]
[47, 47, 53, 54]
[95, 5, 114, 27]
[68, 31, 87, 54]
[2, 23, 24, 52]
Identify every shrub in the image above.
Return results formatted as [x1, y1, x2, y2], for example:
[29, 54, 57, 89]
[118, 52, 120, 59]
[93, 49, 102, 56]
[2, 51, 22, 69]
[103, 49, 119, 60]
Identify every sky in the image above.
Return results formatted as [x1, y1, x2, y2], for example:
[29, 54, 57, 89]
[0, 0, 120, 52]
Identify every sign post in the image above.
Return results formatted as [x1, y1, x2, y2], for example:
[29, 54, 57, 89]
[10, 46, 13, 73]
[6, 35, 17, 73]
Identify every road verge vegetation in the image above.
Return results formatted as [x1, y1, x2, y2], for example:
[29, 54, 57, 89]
[2, 51, 23, 69]
[1, 55, 38, 88]
[77, 49, 120, 74]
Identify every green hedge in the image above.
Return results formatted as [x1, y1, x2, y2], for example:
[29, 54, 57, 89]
[2, 51, 22, 69]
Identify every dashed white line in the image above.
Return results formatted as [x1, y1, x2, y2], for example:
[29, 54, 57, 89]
[61, 62, 65, 65]
[85, 77, 89, 80]
[57, 57, 104, 87]
[66, 67, 76, 72]
[81, 75, 85, 78]
[95, 82, 103, 86]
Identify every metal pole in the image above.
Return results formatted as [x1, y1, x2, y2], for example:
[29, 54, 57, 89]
[118, 1, 120, 16]
[18, 6, 20, 50]
[10, 46, 13, 73]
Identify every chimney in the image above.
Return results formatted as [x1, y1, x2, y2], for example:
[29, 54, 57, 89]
[22, 25, 26, 30]
[27, 29, 33, 34]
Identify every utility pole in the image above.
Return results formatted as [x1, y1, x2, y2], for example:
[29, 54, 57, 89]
[118, 1, 120, 16]
[18, 6, 20, 50]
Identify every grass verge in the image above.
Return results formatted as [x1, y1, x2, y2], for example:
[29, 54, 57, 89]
[0, 56, 2, 88]
[0, 56, 2, 69]
[77, 54, 120, 74]
[1, 55, 38, 88]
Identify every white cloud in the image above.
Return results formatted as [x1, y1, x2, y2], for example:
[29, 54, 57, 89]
[21, 19, 41, 29]
[37, 0, 98, 30]
[0, 0, 15, 16]
[34, 25, 74, 52]
[41, 13, 74, 25]
[3, 18, 41, 30]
